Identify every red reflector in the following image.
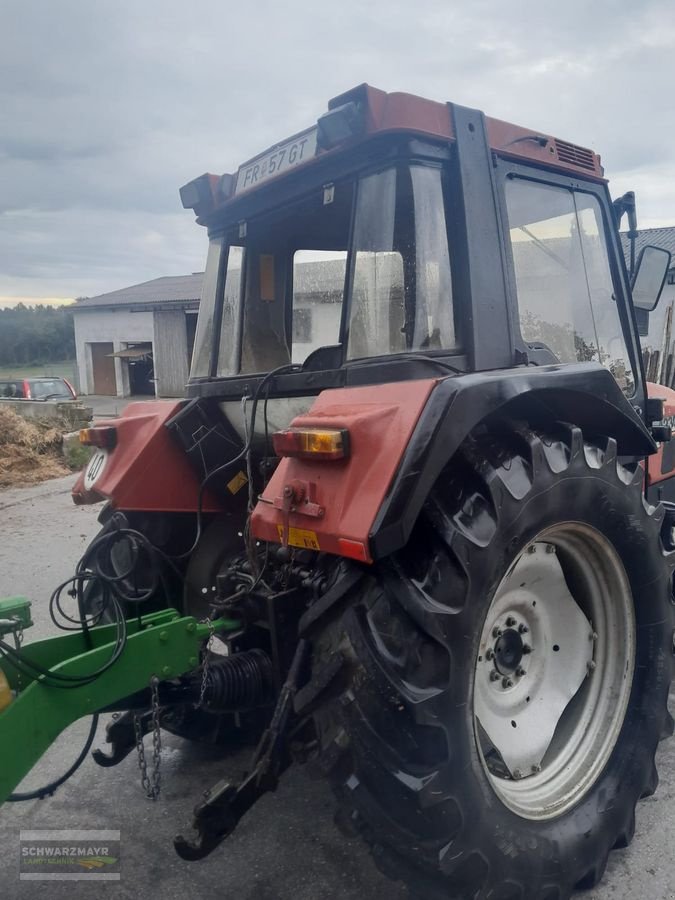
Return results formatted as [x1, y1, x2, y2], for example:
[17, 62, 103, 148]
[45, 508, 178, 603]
[337, 538, 369, 562]
[79, 427, 117, 449]
[273, 428, 349, 461]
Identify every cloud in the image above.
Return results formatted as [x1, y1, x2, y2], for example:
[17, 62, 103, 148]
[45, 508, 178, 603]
[1, 0, 674, 303]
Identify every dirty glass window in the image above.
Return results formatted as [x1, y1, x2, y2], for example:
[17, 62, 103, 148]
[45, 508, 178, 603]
[506, 178, 634, 393]
[238, 181, 353, 374]
[347, 165, 455, 360]
[239, 250, 291, 373]
[292, 250, 347, 364]
[411, 166, 456, 350]
[215, 246, 245, 376]
[348, 168, 402, 359]
[190, 237, 223, 378]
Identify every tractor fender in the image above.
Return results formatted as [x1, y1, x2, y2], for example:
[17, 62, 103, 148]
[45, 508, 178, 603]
[250, 379, 440, 563]
[251, 363, 653, 564]
[369, 362, 655, 559]
[72, 400, 226, 513]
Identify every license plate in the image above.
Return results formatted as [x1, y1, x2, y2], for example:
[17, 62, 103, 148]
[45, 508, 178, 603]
[235, 127, 318, 195]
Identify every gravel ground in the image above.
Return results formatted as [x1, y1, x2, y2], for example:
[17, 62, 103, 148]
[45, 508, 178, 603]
[0, 475, 673, 899]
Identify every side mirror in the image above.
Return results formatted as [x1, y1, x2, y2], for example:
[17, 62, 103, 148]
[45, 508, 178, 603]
[631, 245, 671, 312]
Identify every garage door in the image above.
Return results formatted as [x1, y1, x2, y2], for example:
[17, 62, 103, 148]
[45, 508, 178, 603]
[90, 342, 116, 395]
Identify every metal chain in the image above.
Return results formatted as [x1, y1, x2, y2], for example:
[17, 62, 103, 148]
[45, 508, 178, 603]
[134, 676, 162, 801]
[195, 618, 216, 709]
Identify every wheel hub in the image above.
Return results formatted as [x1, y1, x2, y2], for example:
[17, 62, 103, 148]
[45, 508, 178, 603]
[473, 526, 635, 820]
[475, 541, 594, 778]
[492, 628, 524, 675]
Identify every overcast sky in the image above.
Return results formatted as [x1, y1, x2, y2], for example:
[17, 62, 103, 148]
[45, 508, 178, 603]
[2, 0, 674, 307]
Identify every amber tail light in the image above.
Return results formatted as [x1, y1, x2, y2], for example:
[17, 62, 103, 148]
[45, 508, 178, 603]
[79, 427, 117, 449]
[272, 428, 350, 461]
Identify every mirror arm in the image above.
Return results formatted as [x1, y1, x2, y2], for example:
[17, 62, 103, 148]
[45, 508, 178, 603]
[613, 191, 638, 278]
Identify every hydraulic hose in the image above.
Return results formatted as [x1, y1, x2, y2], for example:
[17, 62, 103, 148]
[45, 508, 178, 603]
[7, 714, 99, 802]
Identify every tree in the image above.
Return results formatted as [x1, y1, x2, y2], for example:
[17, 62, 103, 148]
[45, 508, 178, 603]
[0, 305, 76, 366]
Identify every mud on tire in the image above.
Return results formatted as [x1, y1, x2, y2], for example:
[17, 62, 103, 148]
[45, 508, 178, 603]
[308, 423, 675, 899]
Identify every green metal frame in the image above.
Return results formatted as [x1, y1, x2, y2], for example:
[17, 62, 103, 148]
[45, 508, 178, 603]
[0, 599, 240, 804]
[0, 597, 33, 633]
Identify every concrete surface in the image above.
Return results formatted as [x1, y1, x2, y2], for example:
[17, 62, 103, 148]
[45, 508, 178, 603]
[0, 476, 674, 899]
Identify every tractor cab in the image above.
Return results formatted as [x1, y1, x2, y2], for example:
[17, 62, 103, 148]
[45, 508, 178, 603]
[181, 84, 666, 417]
[10, 85, 675, 900]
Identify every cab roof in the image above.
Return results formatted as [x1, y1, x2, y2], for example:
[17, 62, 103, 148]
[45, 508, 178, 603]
[181, 83, 604, 221]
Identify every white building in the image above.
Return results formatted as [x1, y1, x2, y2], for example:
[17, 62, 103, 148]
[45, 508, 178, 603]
[73, 275, 201, 397]
[72, 259, 345, 398]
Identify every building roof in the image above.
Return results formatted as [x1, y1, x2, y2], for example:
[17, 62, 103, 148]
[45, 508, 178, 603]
[73, 259, 350, 311]
[74, 273, 203, 309]
[620, 226, 675, 267]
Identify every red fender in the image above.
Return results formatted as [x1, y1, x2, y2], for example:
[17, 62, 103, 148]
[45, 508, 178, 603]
[250, 379, 439, 563]
[72, 401, 226, 513]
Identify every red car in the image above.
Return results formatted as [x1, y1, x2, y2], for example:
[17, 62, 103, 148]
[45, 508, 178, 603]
[0, 376, 77, 401]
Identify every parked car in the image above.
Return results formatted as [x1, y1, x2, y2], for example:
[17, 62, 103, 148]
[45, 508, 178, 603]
[0, 376, 78, 401]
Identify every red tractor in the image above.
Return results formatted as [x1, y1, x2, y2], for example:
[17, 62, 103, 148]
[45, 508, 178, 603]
[71, 85, 675, 897]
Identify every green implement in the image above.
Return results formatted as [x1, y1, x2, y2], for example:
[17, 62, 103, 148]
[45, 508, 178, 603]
[0, 599, 240, 804]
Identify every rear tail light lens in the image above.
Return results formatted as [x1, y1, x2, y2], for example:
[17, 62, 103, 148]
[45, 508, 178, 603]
[79, 427, 117, 449]
[272, 428, 350, 461]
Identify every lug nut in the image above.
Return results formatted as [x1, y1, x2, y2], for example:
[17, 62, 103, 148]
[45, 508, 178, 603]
[512, 769, 523, 780]
[489, 670, 500, 682]
[527, 545, 536, 554]
[518, 624, 529, 634]
[515, 666, 526, 677]
[492, 626, 502, 638]
[506, 616, 516, 627]
[522, 644, 532, 654]
[502, 677, 513, 688]
[546, 544, 556, 554]
[531, 764, 541, 774]
[485, 649, 494, 661]
[587, 660, 596, 673]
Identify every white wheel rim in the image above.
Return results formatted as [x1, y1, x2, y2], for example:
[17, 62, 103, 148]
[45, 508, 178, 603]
[473, 523, 636, 820]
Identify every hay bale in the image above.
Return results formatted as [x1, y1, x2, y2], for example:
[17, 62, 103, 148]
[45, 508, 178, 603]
[0, 406, 70, 488]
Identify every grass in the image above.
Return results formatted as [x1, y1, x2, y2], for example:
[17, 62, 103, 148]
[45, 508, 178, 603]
[0, 360, 76, 379]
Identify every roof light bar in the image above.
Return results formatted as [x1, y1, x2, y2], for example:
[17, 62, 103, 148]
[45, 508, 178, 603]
[316, 100, 364, 150]
[179, 173, 229, 216]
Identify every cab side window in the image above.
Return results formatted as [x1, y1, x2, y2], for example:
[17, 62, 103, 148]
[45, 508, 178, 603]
[505, 177, 634, 394]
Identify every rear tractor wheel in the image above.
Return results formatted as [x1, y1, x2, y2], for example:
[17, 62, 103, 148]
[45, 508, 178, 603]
[308, 424, 675, 899]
